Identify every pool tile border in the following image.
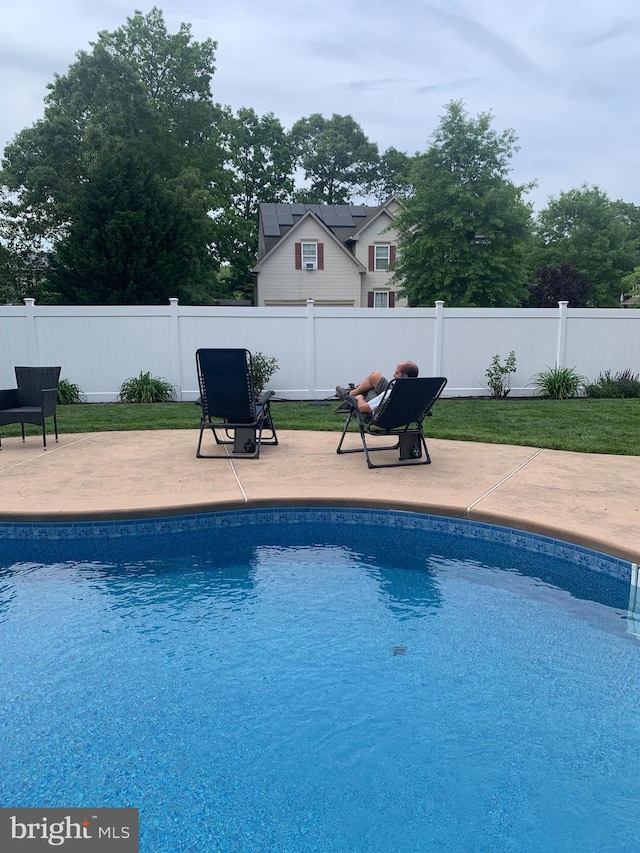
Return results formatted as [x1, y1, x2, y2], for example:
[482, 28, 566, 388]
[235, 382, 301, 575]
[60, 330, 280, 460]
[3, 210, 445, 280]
[0, 506, 631, 581]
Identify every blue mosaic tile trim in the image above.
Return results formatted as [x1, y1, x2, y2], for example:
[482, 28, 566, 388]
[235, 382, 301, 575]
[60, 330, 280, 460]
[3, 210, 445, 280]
[0, 507, 632, 581]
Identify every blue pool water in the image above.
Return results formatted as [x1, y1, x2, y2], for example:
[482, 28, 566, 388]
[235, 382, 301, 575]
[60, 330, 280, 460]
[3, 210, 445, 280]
[0, 509, 638, 853]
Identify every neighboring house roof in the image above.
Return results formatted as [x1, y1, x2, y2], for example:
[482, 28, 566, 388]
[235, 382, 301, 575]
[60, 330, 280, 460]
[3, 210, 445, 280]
[252, 209, 367, 273]
[256, 200, 399, 260]
[349, 201, 400, 243]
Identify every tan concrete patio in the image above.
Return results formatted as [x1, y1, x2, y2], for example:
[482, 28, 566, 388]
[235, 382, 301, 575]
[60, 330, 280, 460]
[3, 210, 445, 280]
[0, 428, 638, 564]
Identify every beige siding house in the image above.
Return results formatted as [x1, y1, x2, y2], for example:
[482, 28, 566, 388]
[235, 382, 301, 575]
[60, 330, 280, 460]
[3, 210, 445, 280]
[252, 199, 407, 307]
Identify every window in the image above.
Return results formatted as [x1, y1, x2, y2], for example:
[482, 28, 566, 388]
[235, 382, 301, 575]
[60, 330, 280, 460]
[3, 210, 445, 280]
[295, 242, 324, 269]
[368, 290, 396, 308]
[375, 245, 390, 271]
[302, 243, 317, 269]
[368, 244, 396, 271]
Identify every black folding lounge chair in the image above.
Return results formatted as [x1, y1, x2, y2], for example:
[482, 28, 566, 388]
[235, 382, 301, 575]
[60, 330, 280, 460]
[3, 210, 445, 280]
[195, 348, 278, 459]
[336, 376, 447, 468]
[0, 366, 61, 450]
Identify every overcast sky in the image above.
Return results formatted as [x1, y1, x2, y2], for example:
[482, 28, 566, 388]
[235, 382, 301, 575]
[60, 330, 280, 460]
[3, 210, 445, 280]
[2, 0, 638, 210]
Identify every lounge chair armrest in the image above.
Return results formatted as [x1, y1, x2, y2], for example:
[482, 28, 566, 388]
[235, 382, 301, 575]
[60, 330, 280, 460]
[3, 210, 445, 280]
[257, 390, 274, 404]
[41, 387, 58, 415]
[0, 388, 19, 409]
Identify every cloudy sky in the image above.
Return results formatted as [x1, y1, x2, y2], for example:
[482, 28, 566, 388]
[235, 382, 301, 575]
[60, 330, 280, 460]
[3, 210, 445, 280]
[2, 0, 638, 209]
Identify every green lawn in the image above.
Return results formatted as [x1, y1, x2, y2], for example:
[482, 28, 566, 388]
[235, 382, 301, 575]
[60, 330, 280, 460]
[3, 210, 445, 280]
[5, 397, 638, 456]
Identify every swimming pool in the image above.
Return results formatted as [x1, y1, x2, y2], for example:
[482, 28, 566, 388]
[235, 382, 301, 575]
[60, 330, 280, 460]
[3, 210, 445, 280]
[1, 508, 638, 853]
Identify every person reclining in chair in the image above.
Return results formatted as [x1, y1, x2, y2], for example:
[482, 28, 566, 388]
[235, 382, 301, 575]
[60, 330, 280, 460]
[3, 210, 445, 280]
[336, 361, 419, 414]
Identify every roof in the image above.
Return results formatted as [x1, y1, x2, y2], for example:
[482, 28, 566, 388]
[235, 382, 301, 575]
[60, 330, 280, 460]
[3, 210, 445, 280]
[257, 202, 395, 257]
[252, 210, 367, 273]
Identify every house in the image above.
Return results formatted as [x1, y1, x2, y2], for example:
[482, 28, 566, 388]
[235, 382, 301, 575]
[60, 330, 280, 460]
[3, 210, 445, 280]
[621, 287, 640, 307]
[252, 198, 407, 307]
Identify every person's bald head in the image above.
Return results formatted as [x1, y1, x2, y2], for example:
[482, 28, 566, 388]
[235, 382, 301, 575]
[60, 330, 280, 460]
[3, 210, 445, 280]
[394, 361, 419, 378]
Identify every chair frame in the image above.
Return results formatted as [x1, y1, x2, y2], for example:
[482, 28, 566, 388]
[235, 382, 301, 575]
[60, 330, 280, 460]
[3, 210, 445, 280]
[195, 348, 278, 459]
[0, 366, 61, 450]
[336, 376, 447, 469]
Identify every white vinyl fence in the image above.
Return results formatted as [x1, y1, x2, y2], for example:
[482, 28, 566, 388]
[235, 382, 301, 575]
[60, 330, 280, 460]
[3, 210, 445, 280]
[1, 298, 639, 401]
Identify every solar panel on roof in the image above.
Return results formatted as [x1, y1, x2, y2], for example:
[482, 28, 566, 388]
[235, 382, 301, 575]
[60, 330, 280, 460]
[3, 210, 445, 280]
[262, 213, 280, 237]
[349, 206, 366, 217]
[336, 209, 355, 227]
[275, 204, 294, 225]
[321, 206, 340, 227]
[290, 203, 306, 216]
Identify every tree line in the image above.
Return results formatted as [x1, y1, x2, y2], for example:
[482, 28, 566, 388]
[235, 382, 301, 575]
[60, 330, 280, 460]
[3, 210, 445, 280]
[0, 7, 638, 308]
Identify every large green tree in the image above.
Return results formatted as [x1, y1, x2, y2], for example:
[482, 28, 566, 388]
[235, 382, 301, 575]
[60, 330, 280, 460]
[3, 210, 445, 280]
[529, 185, 640, 307]
[216, 107, 295, 299]
[0, 7, 227, 304]
[290, 113, 379, 204]
[394, 101, 533, 306]
[369, 146, 414, 202]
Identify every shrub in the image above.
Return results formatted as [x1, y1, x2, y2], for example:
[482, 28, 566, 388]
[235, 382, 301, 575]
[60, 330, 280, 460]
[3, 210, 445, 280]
[251, 352, 279, 396]
[118, 371, 175, 403]
[533, 366, 585, 399]
[584, 369, 640, 398]
[57, 378, 85, 405]
[485, 351, 517, 398]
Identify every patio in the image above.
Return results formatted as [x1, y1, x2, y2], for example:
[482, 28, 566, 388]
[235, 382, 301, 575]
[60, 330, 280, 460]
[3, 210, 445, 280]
[0, 429, 638, 564]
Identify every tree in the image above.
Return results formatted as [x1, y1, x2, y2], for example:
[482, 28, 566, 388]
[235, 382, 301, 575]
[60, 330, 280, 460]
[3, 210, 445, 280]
[290, 113, 379, 204]
[530, 185, 640, 307]
[0, 7, 227, 303]
[0, 194, 57, 303]
[524, 263, 590, 307]
[216, 107, 295, 299]
[369, 147, 414, 202]
[46, 149, 216, 304]
[393, 101, 533, 306]
[620, 266, 640, 305]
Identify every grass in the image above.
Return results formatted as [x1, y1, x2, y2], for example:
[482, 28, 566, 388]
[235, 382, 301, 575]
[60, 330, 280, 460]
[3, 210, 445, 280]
[4, 397, 638, 456]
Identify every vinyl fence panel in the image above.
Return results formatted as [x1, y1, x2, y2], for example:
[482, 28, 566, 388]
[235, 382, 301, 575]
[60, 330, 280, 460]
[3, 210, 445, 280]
[1, 299, 638, 401]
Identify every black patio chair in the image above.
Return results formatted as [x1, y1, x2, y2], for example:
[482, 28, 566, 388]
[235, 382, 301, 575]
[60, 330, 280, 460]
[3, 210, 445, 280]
[336, 376, 447, 468]
[195, 348, 278, 459]
[0, 366, 62, 450]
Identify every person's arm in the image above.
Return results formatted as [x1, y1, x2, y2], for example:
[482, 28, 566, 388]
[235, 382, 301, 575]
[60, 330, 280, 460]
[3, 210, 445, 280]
[355, 389, 387, 413]
[353, 394, 372, 413]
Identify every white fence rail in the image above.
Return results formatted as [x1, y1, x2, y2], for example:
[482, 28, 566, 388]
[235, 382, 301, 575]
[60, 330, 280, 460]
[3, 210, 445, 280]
[1, 298, 638, 401]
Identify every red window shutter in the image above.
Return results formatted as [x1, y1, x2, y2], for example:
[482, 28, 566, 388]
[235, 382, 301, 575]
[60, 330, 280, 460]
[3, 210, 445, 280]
[367, 291, 374, 307]
[390, 245, 396, 266]
[317, 243, 324, 270]
[368, 246, 375, 271]
[295, 242, 301, 269]
[389, 291, 396, 307]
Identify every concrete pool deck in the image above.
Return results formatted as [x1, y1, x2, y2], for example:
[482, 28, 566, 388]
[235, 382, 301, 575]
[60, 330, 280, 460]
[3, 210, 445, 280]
[0, 428, 638, 564]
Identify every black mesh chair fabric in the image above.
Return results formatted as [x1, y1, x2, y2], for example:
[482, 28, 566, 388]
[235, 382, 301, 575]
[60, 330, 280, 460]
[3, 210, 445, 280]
[195, 348, 278, 459]
[0, 366, 61, 449]
[336, 376, 447, 468]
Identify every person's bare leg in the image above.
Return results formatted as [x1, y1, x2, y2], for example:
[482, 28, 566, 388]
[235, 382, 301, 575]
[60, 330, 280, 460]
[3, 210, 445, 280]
[349, 370, 384, 396]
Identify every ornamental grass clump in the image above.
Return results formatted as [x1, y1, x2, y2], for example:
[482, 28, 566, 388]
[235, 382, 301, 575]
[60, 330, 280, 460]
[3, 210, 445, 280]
[118, 371, 175, 403]
[584, 369, 640, 398]
[533, 366, 585, 400]
[57, 378, 85, 405]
